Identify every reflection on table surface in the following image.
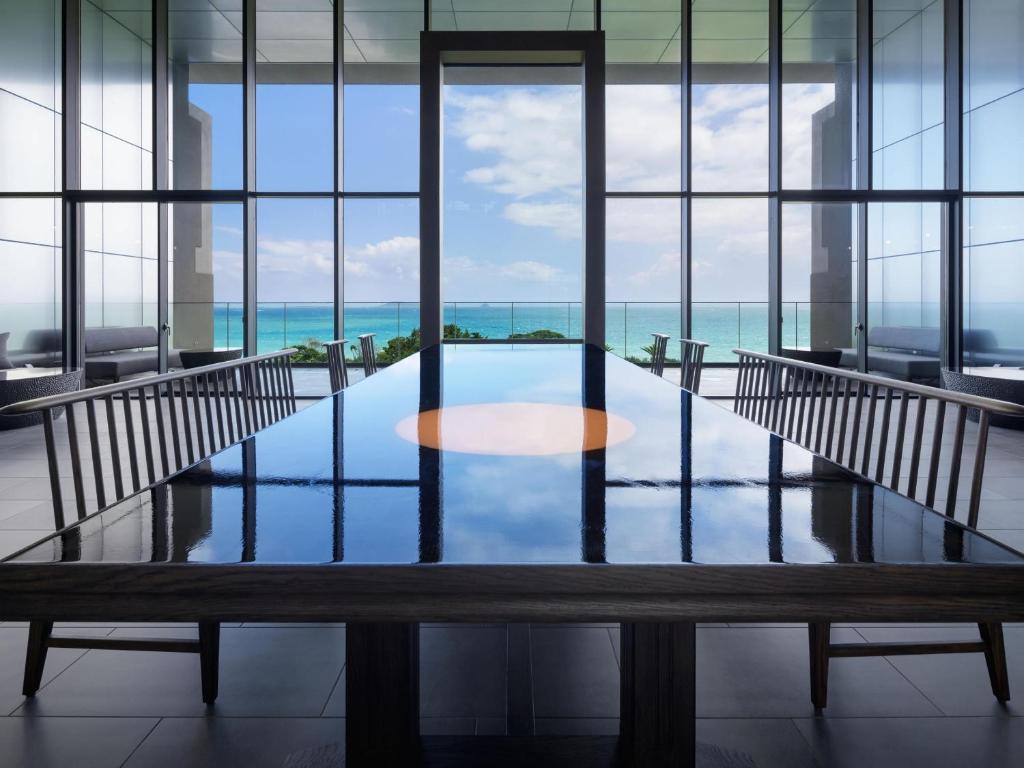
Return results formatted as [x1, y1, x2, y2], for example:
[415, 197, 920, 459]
[10, 344, 1022, 567]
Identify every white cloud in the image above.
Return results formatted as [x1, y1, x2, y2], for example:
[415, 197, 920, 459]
[606, 85, 682, 191]
[446, 87, 583, 199]
[344, 235, 420, 302]
[257, 237, 333, 276]
[503, 201, 581, 238]
[499, 260, 566, 282]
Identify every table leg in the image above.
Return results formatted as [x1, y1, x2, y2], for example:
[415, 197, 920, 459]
[619, 621, 696, 768]
[346, 622, 420, 767]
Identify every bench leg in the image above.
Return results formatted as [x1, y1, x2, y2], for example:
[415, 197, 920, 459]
[808, 622, 831, 710]
[23, 620, 54, 697]
[198, 621, 220, 704]
[979, 622, 1010, 703]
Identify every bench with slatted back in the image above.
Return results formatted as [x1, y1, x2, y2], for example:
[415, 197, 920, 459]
[732, 348, 1024, 708]
[323, 339, 349, 393]
[679, 338, 709, 394]
[358, 333, 378, 378]
[0, 348, 297, 704]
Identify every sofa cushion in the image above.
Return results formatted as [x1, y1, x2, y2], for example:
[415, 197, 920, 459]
[0, 332, 11, 370]
[868, 326, 940, 355]
[85, 350, 160, 380]
[866, 351, 940, 380]
[7, 351, 57, 367]
[0, 332, 11, 369]
[19, 328, 62, 354]
[85, 326, 159, 354]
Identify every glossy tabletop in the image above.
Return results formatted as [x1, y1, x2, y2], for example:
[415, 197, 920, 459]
[8, 344, 1023, 567]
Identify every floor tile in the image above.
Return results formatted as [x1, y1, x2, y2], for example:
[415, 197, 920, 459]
[0, 501, 50, 526]
[420, 717, 477, 736]
[531, 627, 619, 719]
[698, 718, 819, 768]
[794, 716, 1024, 768]
[695, 627, 942, 718]
[854, 625, 1024, 717]
[534, 718, 619, 736]
[0, 503, 55, 531]
[975, 500, 1024, 530]
[16, 626, 346, 718]
[0, 531, 54, 560]
[325, 625, 510, 720]
[122, 717, 345, 768]
[418, 625, 507, 719]
[0, 626, 111, 716]
[0, 716, 157, 768]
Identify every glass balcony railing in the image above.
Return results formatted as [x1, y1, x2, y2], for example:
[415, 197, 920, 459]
[176, 300, 837, 363]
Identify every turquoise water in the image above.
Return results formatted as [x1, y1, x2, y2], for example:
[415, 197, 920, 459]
[208, 302, 819, 363]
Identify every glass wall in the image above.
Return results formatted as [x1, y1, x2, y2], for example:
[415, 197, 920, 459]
[441, 64, 584, 341]
[170, 203, 244, 354]
[169, 0, 243, 190]
[342, 7, 422, 365]
[256, 197, 334, 354]
[255, 1, 332, 192]
[782, 0, 856, 190]
[691, 0, 769, 192]
[872, 0, 944, 190]
[80, 0, 153, 191]
[0, 199, 62, 365]
[964, 198, 1024, 367]
[0, 0, 61, 192]
[83, 201, 157, 329]
[3, 1, 1019, 384]
[964, 0, 1024, 192]
[603, 3, 683, 363]
[782, 203, 857, 356]
[867, 202, 942, 370]
[344, 198, 421, 357]
[691, 198, 769, 362]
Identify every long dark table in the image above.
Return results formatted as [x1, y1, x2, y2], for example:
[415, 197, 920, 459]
[3, 343, 1024, 767]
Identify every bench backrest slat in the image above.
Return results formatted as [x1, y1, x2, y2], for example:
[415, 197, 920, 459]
[732, 348, 1024, 526]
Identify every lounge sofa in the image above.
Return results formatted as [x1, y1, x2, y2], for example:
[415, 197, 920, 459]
[7, 326, 181, 383]
[84, 326, 181, 382]
[962, 329, 1024, 367]
[8, 329, 63, 368]
[838, 326, 940, 382]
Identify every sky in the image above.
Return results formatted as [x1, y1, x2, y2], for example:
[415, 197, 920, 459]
[187, 75, 839, 306]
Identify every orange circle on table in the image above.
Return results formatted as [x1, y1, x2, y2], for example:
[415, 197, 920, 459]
[394, 402, 636, 456]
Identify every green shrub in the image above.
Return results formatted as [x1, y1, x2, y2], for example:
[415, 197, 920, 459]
[375, 324, 484, 366]
[291, 338, 327, 363]
[509, 329, 565, 340]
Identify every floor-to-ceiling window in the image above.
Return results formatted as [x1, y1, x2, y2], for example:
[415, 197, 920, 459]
[2, 0, 1019, 383]
[604, 2, 683, 363]
[962, 0, 1024, 367]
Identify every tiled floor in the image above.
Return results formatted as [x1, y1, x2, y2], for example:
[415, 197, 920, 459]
[0, 368, 1022, 767]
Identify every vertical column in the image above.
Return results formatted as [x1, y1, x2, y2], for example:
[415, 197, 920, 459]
[582, 344, 607, 563]
[62, 0, 83, 371]
[153, 1, 170, 371]
[419, 34, 442, 348]
[332, 396, 344, 562]
[418, 345, 442, 563]
[680, 0, 692, 342]
[854, 0, 873, 372]
[620, 621, 697, 768]
[942, 0, 963, 371]
[243, 0, 258, 356]
[583, 34, 606, 348]
[346, 622, 421, 767]
[767, 0, 783, 356]
[334, 0, 345, 345]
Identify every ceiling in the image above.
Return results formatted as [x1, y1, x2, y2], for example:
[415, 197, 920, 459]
[87, 0, 931, 69]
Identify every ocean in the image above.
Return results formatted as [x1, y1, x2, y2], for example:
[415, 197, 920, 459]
[207, 302, 822, 363]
